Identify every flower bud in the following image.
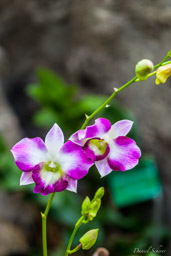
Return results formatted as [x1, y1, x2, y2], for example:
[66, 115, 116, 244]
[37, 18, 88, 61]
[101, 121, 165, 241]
[88, 199, 101, 220]
[81, 188, 104, 221]
[94, 187, 105, 200]
[155, 63, 171, 85]
[81, 196, 91, 215]
[80, 229, 99, 250]
[135, 59, 154, 80]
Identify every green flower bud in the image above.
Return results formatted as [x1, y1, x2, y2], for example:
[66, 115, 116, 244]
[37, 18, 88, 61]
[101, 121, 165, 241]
[80, 229, 99, 250]
[81, 188, 104, 221]
[88, 199, 101, 220]
[94, 187, 105, 200]
[81, 196, 91, 215]
[135, 59, 154, 80]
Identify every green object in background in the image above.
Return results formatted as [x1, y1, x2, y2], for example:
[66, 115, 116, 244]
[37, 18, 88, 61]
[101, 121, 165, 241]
[109, 157, 161, 207]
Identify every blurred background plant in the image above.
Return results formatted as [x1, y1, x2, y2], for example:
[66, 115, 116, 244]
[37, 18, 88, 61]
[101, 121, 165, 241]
[26, 68, 137, 137]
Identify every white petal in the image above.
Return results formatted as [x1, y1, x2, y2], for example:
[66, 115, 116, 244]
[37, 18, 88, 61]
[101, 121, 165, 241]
[66, 178, 77, 193]
[95, 159, 113, 177]
[108, 120, 133, 139]
[20, 171, 34, 185]
[45, 123, 64, 159]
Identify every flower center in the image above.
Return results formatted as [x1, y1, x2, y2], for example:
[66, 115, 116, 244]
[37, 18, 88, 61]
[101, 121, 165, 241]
[44, 161, 63, 173]
[39, 161, 64, 186]
[89, 139, 107, 155]
[84, 138, 110, 162]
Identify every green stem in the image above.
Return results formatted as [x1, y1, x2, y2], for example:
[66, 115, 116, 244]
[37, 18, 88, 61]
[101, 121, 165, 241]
[65, 216, 84, 256]
[81, 76, 137, 130]
[161, 60, 171, 66]
[67, 244, 82, 254]
[41, 193, 55, 256]
[135, 71, 157, 82]
[153, 54, 170, 69]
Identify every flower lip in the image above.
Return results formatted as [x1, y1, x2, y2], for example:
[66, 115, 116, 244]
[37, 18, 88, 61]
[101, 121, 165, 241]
[32, 162, 68, 194]
[32, 162, 78, 195]
[83, 138, 110, 162]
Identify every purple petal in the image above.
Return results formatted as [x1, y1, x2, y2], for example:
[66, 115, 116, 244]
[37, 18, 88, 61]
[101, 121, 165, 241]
[95, 159, 113, 177]
[80, 118, 111, 140]
[45, 123, 64, 159]
[20, 171, 34, 185]
[59, 141, 93, 180]
[31, 163, 44, 184]
[108, 120, 133, 139]
[33, 182, 45, 194]
[108, 136, 141, 171]
[11, 138, 48, 171]
[66, 178, 77, 193]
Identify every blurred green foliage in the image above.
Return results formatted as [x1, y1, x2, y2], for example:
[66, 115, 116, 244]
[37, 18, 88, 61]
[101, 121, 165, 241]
[0, 134, 21, 191]
[26, 68, 138, 140]
[26, 68, 107, 133]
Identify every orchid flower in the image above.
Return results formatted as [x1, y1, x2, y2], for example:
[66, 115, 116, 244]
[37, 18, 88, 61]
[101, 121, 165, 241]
[11, 124, 93, 195]
[70, 118, 141, 177]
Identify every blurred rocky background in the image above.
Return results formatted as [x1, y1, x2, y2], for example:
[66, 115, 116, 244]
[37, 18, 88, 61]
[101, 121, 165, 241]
[0, 0, 171, 255]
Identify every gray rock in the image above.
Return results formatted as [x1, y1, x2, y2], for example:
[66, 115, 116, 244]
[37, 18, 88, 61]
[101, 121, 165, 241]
[0, 221, 29, 255]
[0, 190, 38, 255]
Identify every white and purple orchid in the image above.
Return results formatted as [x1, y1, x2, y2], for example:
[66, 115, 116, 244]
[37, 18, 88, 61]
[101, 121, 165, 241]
[11, 124, 93, 195]
[70, 118, 141, 177]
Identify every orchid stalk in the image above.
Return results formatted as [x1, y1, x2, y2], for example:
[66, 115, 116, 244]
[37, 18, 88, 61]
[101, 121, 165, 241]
[41, 193, 55, 256]
[10, 50, 171, 256]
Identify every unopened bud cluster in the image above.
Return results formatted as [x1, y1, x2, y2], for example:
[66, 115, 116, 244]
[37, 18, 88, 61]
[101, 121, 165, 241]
[81, 187, 104, 222]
